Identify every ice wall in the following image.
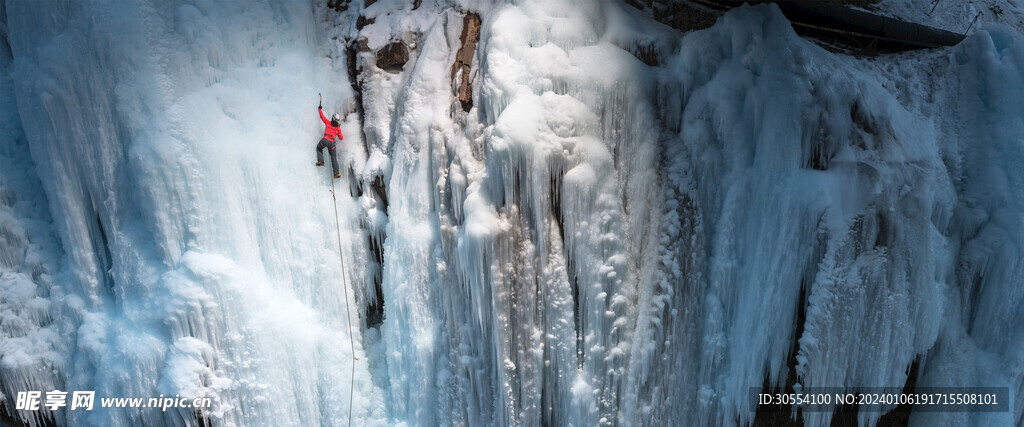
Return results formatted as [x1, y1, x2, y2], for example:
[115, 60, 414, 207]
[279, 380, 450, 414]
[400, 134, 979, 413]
[343, 1, 1024, 426]
[0, 8, 73, 426]
[646, 9, 951, 425]
[2, 0, 1023, 426]
[910, 26, 1024, 427]
[3, 0, 384, 425]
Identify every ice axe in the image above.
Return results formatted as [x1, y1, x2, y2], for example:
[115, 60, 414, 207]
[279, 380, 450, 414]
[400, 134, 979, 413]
[318, 92, 322, 109]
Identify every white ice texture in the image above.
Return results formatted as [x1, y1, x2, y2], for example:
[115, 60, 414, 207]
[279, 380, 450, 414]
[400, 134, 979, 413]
[0, 0, 1022, 426]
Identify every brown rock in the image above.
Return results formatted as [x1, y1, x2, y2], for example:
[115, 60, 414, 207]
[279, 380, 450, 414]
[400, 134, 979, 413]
[450, 13, 481, 112]
[356, 15, 375, 30]
[375, 41, 409, 71]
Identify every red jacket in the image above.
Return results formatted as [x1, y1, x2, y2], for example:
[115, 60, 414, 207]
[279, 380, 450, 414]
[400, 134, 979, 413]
[320, 108, 343, 142]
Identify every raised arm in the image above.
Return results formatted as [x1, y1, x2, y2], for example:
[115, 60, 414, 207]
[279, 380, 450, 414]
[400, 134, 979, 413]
[319, 107, 329, 125]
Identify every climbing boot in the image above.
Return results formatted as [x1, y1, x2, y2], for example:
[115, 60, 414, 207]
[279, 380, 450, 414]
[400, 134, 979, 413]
[334, 173, 342, 179]
[316, 161, 324, 166]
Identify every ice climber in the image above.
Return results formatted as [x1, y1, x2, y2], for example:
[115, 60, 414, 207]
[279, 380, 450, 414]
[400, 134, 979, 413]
[315, 102, 344, 179]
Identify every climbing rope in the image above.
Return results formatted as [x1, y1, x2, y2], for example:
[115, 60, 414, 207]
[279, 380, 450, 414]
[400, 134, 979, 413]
[329, 173, 357, 427]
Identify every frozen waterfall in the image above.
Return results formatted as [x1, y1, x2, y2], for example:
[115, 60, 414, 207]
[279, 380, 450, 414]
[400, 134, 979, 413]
[1, 0, 1023, 426]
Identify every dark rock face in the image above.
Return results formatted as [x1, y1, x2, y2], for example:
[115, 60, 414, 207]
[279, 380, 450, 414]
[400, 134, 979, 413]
[837, 0, 882, 7]
[626, 0, 880, 34]
[450, 13, 481, 112]
[375, 41, 410, 72]
[626, 0, 720, 32]
[356, 15, 375, 30]
[327, 0, 351, 12]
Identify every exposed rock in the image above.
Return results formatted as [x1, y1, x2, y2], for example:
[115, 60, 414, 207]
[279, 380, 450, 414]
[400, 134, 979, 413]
[327, 0, 351, 12]
[356, 15, 375, 30]
[838, 0, 882, 7]
[630, 42, 660, 66]
[372, 175, 389, 212]
[627, 0, 879, 34]
[346, 38, 370, 155]
[450, 13, 481, 112]
[375, 40, 409, 72]
[626, 0, 720, 32]
[644, 1, 959, 53]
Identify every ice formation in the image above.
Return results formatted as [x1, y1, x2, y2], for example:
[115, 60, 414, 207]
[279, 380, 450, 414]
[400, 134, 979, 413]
[1, 0, 1023, 426]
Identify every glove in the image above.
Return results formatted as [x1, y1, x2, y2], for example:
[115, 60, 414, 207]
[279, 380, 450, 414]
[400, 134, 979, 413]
[318, 105, 322, 110]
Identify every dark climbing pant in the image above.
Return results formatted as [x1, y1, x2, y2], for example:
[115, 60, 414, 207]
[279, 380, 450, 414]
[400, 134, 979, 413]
[316, 138, 339, 175]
